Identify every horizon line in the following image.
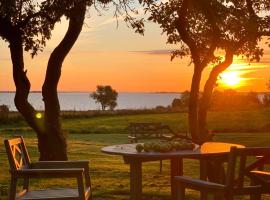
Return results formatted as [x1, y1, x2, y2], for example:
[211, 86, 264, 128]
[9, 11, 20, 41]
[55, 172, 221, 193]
[0, 91, 182, 93]
[0, 90, 269, 93]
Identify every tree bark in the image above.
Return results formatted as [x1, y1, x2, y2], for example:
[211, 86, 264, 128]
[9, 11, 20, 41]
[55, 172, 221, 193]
[6, 1, 87, 161]
[188, 65, 203, 144]
[9, 33, 50, 160]
[198, 52, 234, 143]
[41, 1, 86, 161]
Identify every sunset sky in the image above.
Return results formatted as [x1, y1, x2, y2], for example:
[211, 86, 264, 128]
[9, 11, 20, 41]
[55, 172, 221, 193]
[1, 5, 270, 92]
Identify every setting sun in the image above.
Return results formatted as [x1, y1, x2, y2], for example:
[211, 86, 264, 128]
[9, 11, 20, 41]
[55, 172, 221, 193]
[219, 71, 241, 87]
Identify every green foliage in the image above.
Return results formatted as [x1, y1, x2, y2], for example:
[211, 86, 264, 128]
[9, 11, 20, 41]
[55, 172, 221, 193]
[171, 98, 182, 108]
[0, 0, 139, 56]
[0, 104, 9, 122]
[141, 0, 270, 63]
[0, 0, 85, 56]
[90, 85, 118, 110]
[211, 90, 262, 110]
[180, 90, 190, 107]
[3, 109, 270, 135]
[171, 91, 190, 109]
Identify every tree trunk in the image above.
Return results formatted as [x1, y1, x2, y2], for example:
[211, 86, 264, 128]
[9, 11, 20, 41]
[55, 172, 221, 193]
[41, 2, 86, 161]
[188, 66, 203, 144]
[9, 1, 87, 161]
[198, 52, 234, 143]
[197, 74, 217, 143]
[10, 34, 47, 158]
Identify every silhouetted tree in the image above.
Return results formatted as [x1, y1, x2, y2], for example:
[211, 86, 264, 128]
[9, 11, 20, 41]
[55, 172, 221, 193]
[0, 0, 90, 160]
[0, 104, 9, 121]
[91, 85, 118, 110]
[171, 98, 182, 108]
[0, 0, 140, 160]
[181, 90, 190, 108]
[140, 0, 270, 144]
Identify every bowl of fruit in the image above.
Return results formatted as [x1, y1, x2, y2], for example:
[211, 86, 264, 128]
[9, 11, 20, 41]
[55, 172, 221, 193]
[135, 140, 195, 153]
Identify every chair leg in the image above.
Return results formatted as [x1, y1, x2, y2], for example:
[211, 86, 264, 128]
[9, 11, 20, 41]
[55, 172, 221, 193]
[9, 177, 17, 200]
[250, 193, 261, 200]
[77, 176, 85, 200]
[224, 193, 233, 200]
[200, 191, 207, 200]
[23, 177, 29, 191]
[175, 181, 185, 200]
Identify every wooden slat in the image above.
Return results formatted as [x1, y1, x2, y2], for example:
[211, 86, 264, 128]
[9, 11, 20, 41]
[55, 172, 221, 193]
[249, 170, 270, 186]
[19, 188, 81, 200]
[8, 137, 23, 146]
[174, 176, 226, 192]
[16, 168, 84, 178]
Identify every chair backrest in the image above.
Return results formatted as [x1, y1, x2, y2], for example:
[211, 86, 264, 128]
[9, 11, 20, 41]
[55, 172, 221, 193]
[226, 146, 270, 189]
[4, 136, 31, 171]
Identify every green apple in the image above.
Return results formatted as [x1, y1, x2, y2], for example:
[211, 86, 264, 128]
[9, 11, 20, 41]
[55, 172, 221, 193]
[136, 144, 144, 152]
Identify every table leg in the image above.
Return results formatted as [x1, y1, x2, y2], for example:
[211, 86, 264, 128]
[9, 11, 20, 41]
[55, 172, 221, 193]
[200, 160, 208, 200]
[171, 158, 183, 200]
[130, 159, 142, 200]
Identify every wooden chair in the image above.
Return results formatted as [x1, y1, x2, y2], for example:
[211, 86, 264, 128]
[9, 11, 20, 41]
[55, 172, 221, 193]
[173, 146, 270, 200]
[4, 136, 92, 200]
[248, 155, 270, 189]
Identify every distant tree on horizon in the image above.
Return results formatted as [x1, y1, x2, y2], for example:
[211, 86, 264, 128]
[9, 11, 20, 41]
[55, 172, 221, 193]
[91, 85, 118, 111]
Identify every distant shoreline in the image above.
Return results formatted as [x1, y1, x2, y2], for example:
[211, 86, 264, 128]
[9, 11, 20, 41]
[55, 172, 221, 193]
[0, 91, 268, 93]
[0, 91, 182, 94]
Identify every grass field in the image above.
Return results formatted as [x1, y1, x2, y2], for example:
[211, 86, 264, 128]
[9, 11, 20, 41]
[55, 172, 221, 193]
[0, 111, 270, 199]
[2, 109, 270, 134]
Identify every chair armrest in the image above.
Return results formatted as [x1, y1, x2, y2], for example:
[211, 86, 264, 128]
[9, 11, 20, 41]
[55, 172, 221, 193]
[31, 160, 89, 169]
[31, 161, 92, 188]
[174, 176, 226, 192]
[249, 170, 270, 185]
[14, 168, 84, 178]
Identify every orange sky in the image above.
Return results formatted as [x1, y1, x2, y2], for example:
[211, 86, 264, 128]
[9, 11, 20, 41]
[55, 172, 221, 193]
[1, 8, 270, 92]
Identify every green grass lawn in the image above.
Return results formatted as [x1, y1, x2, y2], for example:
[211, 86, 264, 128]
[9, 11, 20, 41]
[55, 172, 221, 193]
[1, 112, 270, 199]
[2, 109, 270, 134]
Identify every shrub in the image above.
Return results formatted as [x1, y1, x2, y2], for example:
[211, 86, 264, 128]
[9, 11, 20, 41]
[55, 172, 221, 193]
[0, 104, 9, 121]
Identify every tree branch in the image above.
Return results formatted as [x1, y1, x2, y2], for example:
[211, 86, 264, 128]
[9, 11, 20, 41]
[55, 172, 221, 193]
[18, 11, 59, 28]
[175, 0, 201, 67]
[199, 0, 221, 66]
[0, 17, 14, 41]
[42, 0, 87, 133]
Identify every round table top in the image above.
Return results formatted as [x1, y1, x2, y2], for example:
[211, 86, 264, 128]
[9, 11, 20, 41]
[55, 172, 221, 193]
[101, 142, 245, 159]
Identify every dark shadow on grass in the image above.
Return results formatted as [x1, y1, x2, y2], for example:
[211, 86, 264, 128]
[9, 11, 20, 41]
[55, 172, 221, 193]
[94, 189, 196, 200]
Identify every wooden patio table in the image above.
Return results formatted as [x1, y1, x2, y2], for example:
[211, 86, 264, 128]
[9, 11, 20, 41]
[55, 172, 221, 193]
[101, 142, 244, 200]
